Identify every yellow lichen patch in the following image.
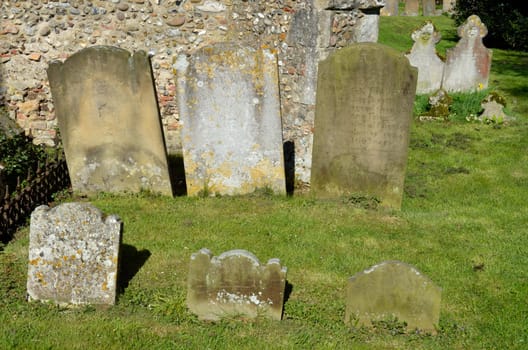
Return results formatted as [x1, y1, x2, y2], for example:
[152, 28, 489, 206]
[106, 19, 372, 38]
[29, 258, 40, 266]
[102, 281, 108, 291]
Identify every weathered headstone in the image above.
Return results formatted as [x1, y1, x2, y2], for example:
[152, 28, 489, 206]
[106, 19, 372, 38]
[422, 0, 437, 16]
[443, 0, 456, 13]
[404, 0, 419, 16]
[345, 261, 442, 334]
[175, 43, 286, 196]
[311, 43, 417, 209]
[27, 202, 122, 306]
[406, 21, 445, 93]
[442, 15, 492, 92]
[381, 0, 398, 16]
[187, 248, 287, 321]
[478, 94, 512, 123]
[47, 46, 172, 196]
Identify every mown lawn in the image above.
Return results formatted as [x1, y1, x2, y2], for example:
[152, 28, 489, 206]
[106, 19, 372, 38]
[1, 15, 527, 350]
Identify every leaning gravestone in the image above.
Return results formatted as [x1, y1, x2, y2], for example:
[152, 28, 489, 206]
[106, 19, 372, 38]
[406, 21, 445, 94]
[187, 248, 287, 321]
[27, 202, 122, 306]
[442, 15, 492, 92]
[404, 0, 419, 16]
[175, 43, 286, 196]
[47, 46, 172, 196]
[345, 260, 442, 334]
[311, 43, 417, 209]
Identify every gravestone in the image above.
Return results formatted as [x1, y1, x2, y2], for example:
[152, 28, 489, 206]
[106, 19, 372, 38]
[345, 261, 442, 334]
[406, 22, 445, 93]
[422, 0, 437, 16]
[442, 15, 492, 92]
[381, 0, 398, 16]
[478, 94, 512, 123]
[27, 202, 122, 306]
[175, 43, 286, 196]
[404, 0, 419, 16]
[443, 0, 456, 13]
[47, 46, 172, 196]
[187, 248, 287, 321]
[311, 43, 417, 209]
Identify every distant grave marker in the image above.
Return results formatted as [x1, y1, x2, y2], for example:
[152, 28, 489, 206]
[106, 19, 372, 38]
[47, 46, 172, 196]
[187, 248, 287, 321]
[406, 21, 444, 93]
[27, 202, 122, 306]
[421, 0, 437, 16]
[404, 0, 419, 16]
[442, 15, 492, 92]
[345, 260, 442, 334]
[381, 0, 399, 16]
[311, 43, 417, 209]
[175, 43, 286, 196]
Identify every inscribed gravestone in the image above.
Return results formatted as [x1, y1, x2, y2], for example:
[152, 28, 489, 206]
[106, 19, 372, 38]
[345, 260, 441, 334]
[406, 21, 444, 93]
[27, 202, 122, 306]
[311, 43, 417, 209]
[187, 248, 287, 321]
[422, 0, 437, 16]
[47, 46, 172, 196]
[404, 0, 419, 16]
[381, 0, 398, 16]
[175, 43, 285, 196]
[442, 15, 492, 92]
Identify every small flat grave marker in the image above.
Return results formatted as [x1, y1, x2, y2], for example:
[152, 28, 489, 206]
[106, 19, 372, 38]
[27, 202, 122, 306]
[187, 248, 287, 321]
[345, 260, 441, 334]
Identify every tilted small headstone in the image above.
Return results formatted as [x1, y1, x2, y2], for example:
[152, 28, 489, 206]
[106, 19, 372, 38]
[27, 202, 122, 306]
[478, 94, 512, 123]
[404, 0, 419, 16]
[406, 21, 445, 94]
[442, 15, 492, 92]
[47, 46, 172, 196]
[345, 261, 442, 334]
[311, 43, 417, 209]
[381, 0, 398, 16]
[175, 43, 286, 196]
[187, 248, 287, 321]
[422, 0, 437, 16]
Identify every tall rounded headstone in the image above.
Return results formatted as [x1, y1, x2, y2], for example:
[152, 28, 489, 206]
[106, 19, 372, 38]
[311, 43, 417, 209]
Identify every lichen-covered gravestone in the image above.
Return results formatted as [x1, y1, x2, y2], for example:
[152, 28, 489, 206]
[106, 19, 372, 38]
[47, 46, 172, 196]
[187, 248, 287, 321]
[406, 21, 445, 93]
[175, 43, 286, 196]
[345, 261, 442, 334]
[27, 202, 122, 306]
[442, 15, 492, 92]
[311, 43, 417, 209]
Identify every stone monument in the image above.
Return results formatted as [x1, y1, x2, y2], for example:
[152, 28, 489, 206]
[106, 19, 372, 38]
[175, 43, 286, 196]
[404, 0, 419, 16]
[187, 248, 287, 321]
[381, 0, 399, 16]
[442, 15, 492, 92]
[27, 202, 122, 306]
[47, 46, 172, 196]
[345, 260, 442, 334]
[406, 21, 445, 94]
[311, 43, 417, 209]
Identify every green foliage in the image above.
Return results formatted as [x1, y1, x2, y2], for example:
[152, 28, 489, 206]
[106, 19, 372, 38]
[0, 132, 47, 181]
[453, 0, 528, 51]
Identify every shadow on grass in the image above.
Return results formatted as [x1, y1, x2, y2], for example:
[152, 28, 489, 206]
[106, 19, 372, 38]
[117, 244, 151, 294]
[282, 280, 293, 319]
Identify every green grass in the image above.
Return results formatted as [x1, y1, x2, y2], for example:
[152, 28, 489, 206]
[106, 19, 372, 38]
[1, 16, 528, 350]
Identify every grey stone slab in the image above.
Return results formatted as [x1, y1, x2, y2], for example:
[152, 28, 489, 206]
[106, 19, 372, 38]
[47, 46, 172, 196]
[406, 21, 445, 93]
[381, 0, 399, 16]
[422, 0, 437, 16]
[27, 202, 122, 306]
[187, 248, 287, 321]
[404, 0, 419, 16]
[175, 43, 286, 196]
[311, 43, 417, 209]
[443, 0, 456, 13]
[442, 15, 492, 92]
[345, 260, 442, 334]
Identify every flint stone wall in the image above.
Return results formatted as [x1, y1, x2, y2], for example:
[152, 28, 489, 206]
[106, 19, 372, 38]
[27, 202, 122, 306]
[0, 0, 384, 185]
